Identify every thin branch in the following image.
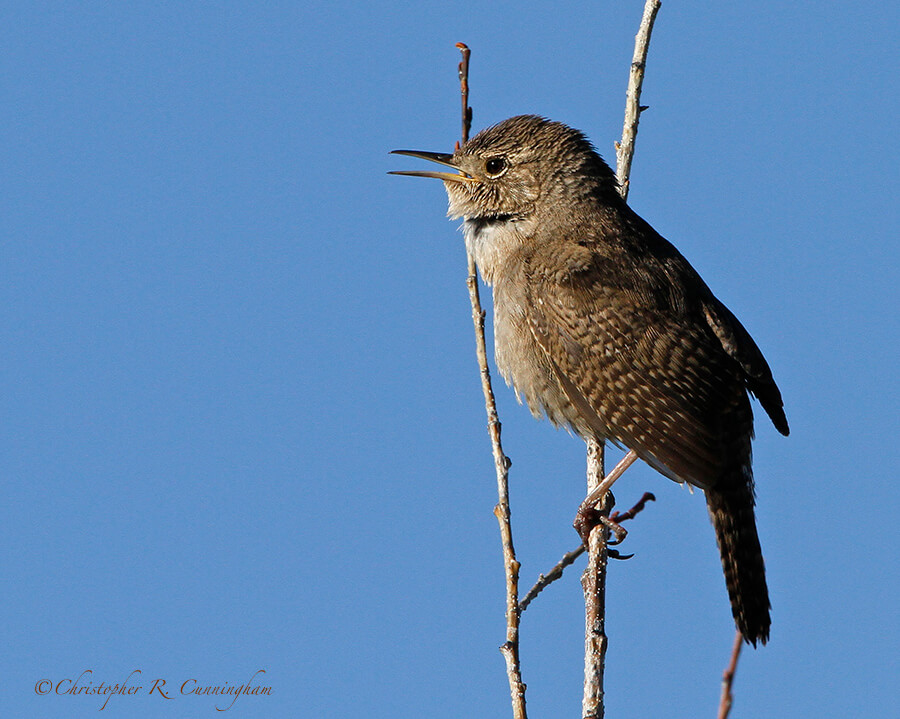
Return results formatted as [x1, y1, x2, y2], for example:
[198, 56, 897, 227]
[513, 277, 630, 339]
[582, 437, 611, 719]
[456, 43, 473, 146]
[583, 3, 663, 716]
[582, 447, 636, 718]
[717, 631, 744, 719]
[580, 449, 645, 717]
[456, 43, 527, 719]
[610, 491, 656, 523]
[615, 0, 662, 201]
[520, 546, 585, 611]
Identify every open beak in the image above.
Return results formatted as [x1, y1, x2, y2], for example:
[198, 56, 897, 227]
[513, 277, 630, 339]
[389, 150, 477, 183]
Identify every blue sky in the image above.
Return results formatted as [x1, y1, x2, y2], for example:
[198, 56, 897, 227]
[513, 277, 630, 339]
[2, 2, 897, 717]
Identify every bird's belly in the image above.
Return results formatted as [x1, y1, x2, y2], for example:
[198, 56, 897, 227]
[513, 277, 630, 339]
[493, 305, 604, 439]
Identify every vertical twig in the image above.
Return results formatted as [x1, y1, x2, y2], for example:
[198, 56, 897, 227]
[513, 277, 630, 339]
[583, 2, 662, 717]
[717, 631, 744, 719]
[616, 0, 662, 202]
[457, 42, 527, 719]
[581, 439, 609, 719]
[456, 43, 473, 146]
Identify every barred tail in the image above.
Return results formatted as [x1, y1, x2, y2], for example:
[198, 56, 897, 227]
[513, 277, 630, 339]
[705, 473, 771, 646]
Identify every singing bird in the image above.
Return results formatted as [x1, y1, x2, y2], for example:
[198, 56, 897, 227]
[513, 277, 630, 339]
[392, 115, 789, 645]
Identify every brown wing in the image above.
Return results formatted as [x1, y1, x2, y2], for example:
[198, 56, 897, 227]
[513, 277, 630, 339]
[522, 243, 752, 490]
[703, 298, 789, 436]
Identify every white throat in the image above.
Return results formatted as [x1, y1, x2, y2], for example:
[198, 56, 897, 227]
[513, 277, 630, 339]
[462, 216, 531, 285]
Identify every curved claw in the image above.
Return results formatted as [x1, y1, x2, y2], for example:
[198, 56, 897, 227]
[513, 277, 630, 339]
[608, 549, 635, 561]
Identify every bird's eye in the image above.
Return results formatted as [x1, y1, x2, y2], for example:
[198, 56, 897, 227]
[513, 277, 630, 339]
[484, 157, 508, 177]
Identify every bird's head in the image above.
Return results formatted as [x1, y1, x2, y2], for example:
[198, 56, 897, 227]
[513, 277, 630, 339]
[391, 115, 619, 221]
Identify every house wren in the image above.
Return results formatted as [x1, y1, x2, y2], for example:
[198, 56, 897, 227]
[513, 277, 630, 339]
[391, 115, 789, 645]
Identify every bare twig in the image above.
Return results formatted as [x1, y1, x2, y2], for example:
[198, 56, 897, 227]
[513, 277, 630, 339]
[717, 631, 744, 719]
[580, 449, 645, 716]
[583, 3, 663, 716]
[610, 491, 656, 523]
[456, 43, 473, 146]
[456, 43, 527, 719]
[582, 438, 612, 719]
[520, 546, 585, 611]
[582, 447, 636, 716]
[615, 0, 662, 201]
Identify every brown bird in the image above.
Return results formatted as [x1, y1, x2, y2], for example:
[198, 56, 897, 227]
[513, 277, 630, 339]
[391, 115, 789, 645]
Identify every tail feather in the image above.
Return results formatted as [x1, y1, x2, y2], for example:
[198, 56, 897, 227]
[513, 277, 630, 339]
[705, 473, 771, 645]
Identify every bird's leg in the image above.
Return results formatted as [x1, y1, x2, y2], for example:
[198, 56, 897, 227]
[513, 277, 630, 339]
[574, 449, 639, 545]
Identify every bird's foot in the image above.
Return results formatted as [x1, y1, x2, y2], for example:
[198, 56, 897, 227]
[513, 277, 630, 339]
[574, 490, 656, 549]
[574, 500, 629, 546]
